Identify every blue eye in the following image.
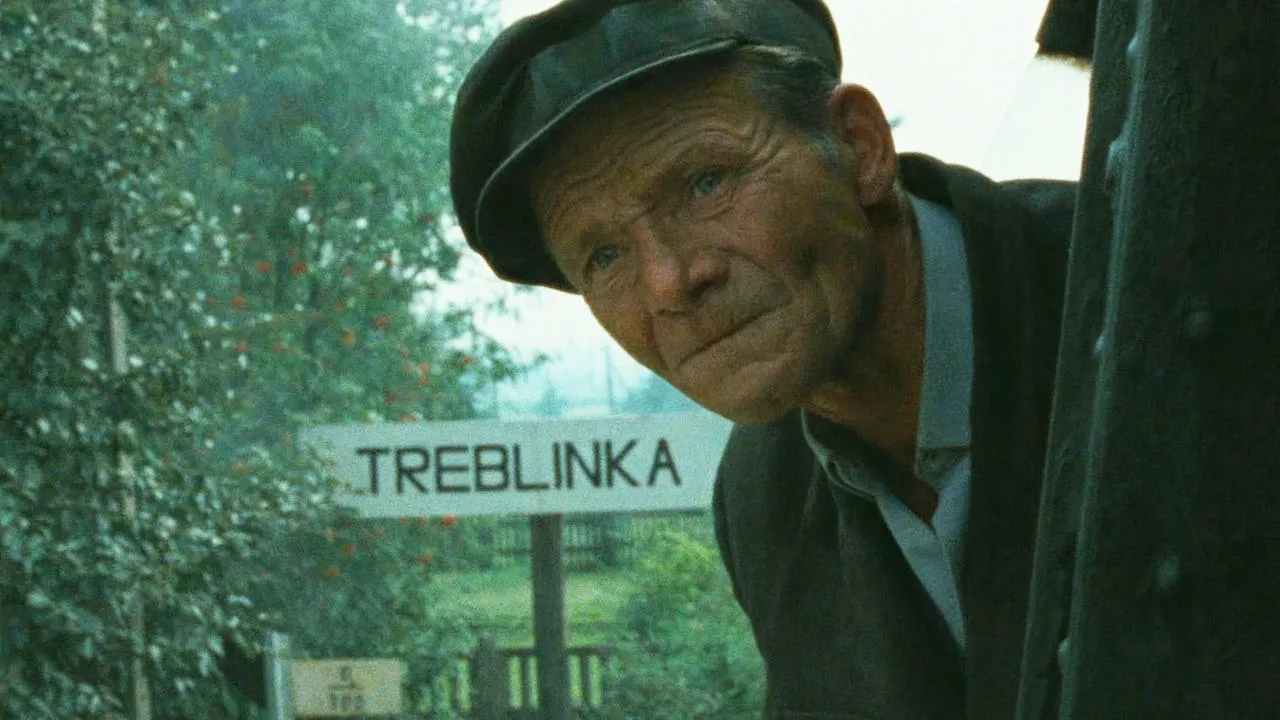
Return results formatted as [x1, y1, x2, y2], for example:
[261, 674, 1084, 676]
[588, 245, 621, 273]
[692, 170, 725, 197]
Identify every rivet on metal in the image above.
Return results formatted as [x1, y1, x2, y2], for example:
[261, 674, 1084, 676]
[1104, 136, 1130, 199]
[1125, 33, 1143, 72]
[1155, 550, 1181, 593]
[1184, 299, 1214, 341]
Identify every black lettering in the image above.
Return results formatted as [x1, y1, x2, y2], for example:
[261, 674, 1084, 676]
[553, 443, 563, 489]
[648, 438, 682, 486]
[435, 445, 470, 493]
[355, 447, 390, 494]
[394, 447, 429, 494]
[515, 443, 548, 490]
[474, 445, 510, 492]
[606, 439, 639, 487]
[566, 441, 601, 489]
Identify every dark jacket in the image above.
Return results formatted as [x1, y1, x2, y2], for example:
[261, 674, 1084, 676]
[713, 154, 1076, 720]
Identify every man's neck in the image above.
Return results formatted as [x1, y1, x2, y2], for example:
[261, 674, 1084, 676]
[804, 197, 926, 470]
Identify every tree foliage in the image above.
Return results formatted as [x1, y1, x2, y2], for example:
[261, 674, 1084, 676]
[182, 0, 511, 432]
[603, 531, 766, 720]
[0, 0, 504, 717]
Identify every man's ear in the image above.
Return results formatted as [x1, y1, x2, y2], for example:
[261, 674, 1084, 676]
[829, 84, 898, 207]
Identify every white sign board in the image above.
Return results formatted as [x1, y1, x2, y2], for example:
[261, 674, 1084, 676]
[300, 411, 734, 517]
[291, 659, 404, 717]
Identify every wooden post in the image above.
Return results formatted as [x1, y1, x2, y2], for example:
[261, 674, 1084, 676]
[471, 635, 509, 720]
[530, 514, 571, 720]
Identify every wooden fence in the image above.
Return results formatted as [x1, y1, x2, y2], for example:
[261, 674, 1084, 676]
[427, 638, 612, 718]
[489, 511, 711, 570]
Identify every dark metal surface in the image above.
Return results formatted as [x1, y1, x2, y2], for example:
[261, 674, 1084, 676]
[1019, 0, 1280, 717]
[1014, 0, 1133, 715]
[1036, 0, 1101, 61]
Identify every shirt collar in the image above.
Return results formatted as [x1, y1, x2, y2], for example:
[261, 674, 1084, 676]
[912, 193, 973, 455]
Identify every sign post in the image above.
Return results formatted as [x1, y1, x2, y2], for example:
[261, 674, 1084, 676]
[530, 514, 571, 720]
[265, 632, 294, 720]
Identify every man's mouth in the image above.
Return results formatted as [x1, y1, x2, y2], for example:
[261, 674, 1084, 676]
[674, 310, 771, 371]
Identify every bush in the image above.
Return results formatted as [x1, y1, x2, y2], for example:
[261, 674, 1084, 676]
[603, 530, 765, 720]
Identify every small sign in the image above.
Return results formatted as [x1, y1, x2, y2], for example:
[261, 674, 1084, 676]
[300, 412, 733, 518]
[291, 659, 404, 717]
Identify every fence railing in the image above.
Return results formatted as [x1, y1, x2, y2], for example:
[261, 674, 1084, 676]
[428, 638, 612, 719]
[489, 511, 711, 570]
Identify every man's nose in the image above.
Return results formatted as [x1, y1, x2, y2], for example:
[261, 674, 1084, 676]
[635, 222, 726, 314]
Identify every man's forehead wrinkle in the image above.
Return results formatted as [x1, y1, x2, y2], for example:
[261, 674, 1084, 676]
[742, 113, 784, 160]
[535, 69, 783, 256]
[542, 110, 661, 212]
[542, 116, 695, 227]
[539, 140, 649, 245]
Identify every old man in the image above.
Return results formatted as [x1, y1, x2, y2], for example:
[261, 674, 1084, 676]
[450, 0, 1076, 716]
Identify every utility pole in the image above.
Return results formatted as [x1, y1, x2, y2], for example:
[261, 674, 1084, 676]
[604, 346, 617, 414]
[1017, 1, 1280, 717]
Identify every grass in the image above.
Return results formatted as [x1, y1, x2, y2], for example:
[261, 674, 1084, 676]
[433, 564, 635, 647]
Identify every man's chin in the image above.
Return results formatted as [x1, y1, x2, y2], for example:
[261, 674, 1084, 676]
[718, 403, 794, 426]
[674, 359, 807, 424]
[684, 384, 800, 426]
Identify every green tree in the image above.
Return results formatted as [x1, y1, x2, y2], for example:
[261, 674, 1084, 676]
[181, 0, 510, 432]
[0, 3, 306, 716]
[182, 2, 511, 710]
[0, 0, 507, 717]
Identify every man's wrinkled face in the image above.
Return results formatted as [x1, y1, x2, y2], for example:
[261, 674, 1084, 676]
[532, 67, 882, 424]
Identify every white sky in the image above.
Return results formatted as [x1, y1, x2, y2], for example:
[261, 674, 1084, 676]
[443, 0, 1091, 412]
